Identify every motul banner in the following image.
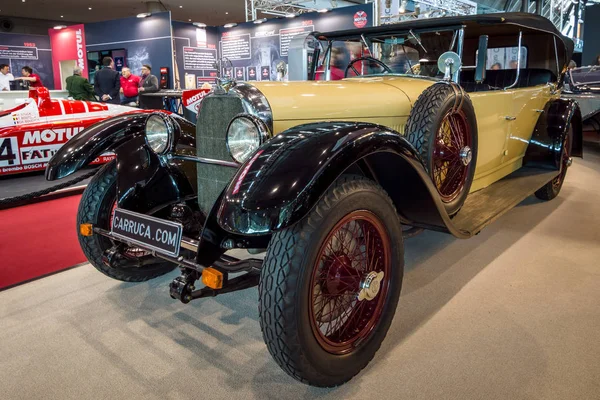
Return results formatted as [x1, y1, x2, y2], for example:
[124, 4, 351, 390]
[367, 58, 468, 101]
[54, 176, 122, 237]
[48, 24, 88, 89]
[182, 88, 211, 115]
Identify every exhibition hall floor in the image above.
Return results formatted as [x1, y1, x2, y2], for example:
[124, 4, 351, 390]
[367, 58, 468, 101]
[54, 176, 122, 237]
[1, 144, 599, 400]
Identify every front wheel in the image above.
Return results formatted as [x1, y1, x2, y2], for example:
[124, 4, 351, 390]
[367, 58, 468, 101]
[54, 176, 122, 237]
[258, 175, 404, 387]
[77, 161, 176, 281]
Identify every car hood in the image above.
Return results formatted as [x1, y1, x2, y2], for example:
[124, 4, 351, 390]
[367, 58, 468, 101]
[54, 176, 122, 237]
[250, 77, 435, 129]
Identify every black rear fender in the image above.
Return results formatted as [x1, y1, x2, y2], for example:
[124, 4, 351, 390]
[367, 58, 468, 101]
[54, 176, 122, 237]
[217, 122, 457, 236]
[524, 98, 583, 169]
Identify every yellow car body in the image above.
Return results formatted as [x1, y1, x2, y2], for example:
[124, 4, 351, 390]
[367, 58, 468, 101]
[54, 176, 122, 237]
[252, 78, 557, 192]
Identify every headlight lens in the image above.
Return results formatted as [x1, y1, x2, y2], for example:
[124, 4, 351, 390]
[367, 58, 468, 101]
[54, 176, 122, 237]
[145, 114, 171, 153]
[226, 115, 267, 163]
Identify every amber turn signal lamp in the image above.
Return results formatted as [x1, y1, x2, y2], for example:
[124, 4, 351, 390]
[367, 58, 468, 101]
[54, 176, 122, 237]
[79, 223, 94, 236]
[202, 268, 224, 289]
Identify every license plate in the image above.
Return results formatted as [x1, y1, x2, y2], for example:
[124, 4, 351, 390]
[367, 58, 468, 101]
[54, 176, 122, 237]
[111, 208, 183, 257]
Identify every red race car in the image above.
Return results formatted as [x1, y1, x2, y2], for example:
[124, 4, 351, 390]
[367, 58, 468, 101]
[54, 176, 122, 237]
[0, 87, 135, 176]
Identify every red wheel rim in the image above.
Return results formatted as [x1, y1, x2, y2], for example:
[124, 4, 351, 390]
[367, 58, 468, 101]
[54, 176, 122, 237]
[309, 210, 391, 355]
[432, 110, 472, 203]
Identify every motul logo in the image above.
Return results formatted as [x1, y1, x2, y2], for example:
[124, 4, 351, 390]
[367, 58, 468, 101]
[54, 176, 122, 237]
[184, 91, 208, 107]
[354, 11, 368, 28]
[23, 127, 84, 145]
[76, 29, 85, 69]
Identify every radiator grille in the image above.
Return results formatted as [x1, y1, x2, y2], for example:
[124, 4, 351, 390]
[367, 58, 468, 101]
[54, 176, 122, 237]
[196, 95, 244, 214]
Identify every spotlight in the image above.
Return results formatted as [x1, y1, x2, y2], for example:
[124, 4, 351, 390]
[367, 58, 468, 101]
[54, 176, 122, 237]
[254, 18, 267, 24]
[317, 8, 329, 13]
[136, 13, 151, 18]
[285, 13, 296, 18]
[193, 22, 207, 28]
[224, 23, 237, 28]
[53, 25, 67, 29]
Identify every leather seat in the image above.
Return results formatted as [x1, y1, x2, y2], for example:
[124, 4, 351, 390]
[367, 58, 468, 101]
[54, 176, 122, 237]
[460, 69, 556, 92]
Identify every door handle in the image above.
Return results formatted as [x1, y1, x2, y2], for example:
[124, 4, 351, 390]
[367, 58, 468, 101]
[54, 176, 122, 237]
[504, 116, 516, 121]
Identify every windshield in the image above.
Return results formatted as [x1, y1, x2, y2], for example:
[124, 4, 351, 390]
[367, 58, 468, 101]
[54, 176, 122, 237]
[313, 28, 459, 81]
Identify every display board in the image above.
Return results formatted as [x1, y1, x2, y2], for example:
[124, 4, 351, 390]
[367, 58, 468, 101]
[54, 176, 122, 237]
[85, 12, 174, 85]
[0, 33, 54, 90]
[172, 3, 374, 88]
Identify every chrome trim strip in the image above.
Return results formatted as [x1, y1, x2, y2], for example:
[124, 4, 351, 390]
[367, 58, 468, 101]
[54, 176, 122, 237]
[454, 27, 465, 83]
[169, 154, 239, 168]
[505, 30, 522, 90]
[553, 35, 560, 83]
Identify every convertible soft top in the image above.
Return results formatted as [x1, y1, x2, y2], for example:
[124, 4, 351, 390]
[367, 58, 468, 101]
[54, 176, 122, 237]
[320, 12, 574, 67]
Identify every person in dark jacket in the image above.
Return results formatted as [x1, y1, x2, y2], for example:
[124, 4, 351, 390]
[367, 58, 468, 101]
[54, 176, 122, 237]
[94, 57, 120, 104]
[138, 64, 162, 109]
[66, 67, 96, 101]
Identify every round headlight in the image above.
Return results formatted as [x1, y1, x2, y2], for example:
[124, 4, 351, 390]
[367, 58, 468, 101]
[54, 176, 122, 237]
[145, 114, 171, 153]
[226, 115, 268, 163]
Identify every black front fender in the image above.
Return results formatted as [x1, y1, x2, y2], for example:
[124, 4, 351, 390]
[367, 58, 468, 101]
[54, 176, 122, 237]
[45, 111, 154, 181]
[217, 122, 460, 237]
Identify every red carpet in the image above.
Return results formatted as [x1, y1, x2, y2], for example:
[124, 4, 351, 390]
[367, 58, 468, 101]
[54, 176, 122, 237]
[0, 195, 87, 290]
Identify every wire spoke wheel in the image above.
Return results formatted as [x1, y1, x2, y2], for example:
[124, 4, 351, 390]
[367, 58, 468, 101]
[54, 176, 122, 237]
[552, 134, 571, 189]
[309, 210, 391, 355]
[432, 110, 472, 203]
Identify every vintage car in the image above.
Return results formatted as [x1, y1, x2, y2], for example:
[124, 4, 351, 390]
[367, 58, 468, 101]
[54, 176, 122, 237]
[563, 65, 600, 133]
[46, 13, 581, 387]
[0, 87, 133, 176]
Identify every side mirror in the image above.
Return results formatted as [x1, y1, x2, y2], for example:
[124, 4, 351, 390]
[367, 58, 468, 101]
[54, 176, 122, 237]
[475, 35, 488, 83]
[437, 51, 461, 81]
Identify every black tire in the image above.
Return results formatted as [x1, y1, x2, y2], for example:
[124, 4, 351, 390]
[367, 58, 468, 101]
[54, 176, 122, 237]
[405, 83, 478, 215]
[258, 175, 404, 387]
[77, 161, 176, 282]
[535, 125, 573, 201]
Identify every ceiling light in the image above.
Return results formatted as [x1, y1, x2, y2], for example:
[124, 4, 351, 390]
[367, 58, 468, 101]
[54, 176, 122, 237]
[285, 13, 296, 18]
[254, 18, 267, 24]
[88, 7, 92, 10]
[60, 15, 64, 18]
[223, 23, 237, 28]
[179, 5, 183, 8]
[225, 12, 229, 14]
[188, 19, 191, 21]
[53, 25, 67, 29]
[317, 8, 329, 13]
[193, 22, 207, 28]
[136, 12, 151, 18]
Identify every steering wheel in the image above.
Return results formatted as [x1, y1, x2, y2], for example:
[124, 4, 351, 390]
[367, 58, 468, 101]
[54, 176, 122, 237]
[345, 56, 393, 77]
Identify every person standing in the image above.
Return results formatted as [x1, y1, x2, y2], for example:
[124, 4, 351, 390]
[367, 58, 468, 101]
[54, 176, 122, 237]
[15, 66, 43, 88]
[66, 67, 96, 101]
[94, 57, 120, 104]
[119, 67, 140, 105]
[138, 64, 162, 109]
[0, 64, 14, 91]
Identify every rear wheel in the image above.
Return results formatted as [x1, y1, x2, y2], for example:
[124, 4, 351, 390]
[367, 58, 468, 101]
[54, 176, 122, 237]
[258, 175, 404, 387]
[535, 126, 573, 201]
[77, 161, 176, 281]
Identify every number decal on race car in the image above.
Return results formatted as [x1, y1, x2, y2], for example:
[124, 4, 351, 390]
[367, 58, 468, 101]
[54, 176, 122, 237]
[0, 137, 20, 167]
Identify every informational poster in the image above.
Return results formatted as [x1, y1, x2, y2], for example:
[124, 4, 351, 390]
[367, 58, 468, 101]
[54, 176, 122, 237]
[0, 46, 38, 60]
[279, 25, 314, 57]
[0, 32, 54, 90]
[220, 33, 251, 61]
[183, 47, 217, 70]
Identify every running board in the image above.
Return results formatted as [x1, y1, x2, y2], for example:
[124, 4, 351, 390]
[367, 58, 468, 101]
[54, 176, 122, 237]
[451, 168, 559, 236]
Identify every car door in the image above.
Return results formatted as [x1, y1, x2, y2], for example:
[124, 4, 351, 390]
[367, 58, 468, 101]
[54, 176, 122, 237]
[469, 90, 514, 191]
[506, 83, 554, 165]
